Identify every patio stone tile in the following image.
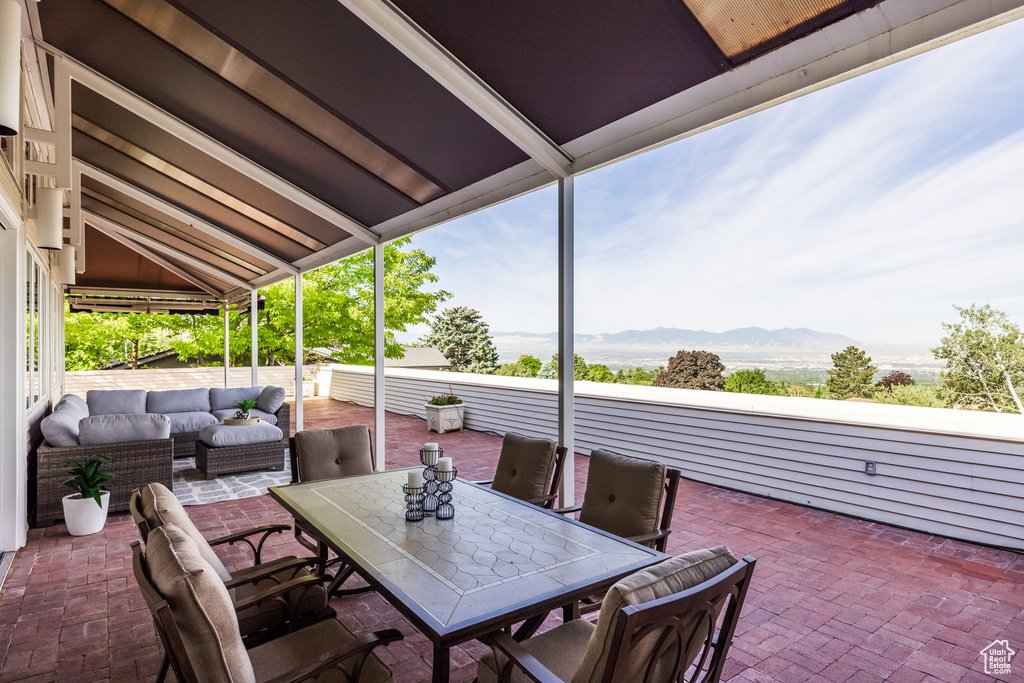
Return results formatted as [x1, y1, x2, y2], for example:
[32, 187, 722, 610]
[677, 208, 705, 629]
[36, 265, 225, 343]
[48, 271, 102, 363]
[1, 397, 1022, 682]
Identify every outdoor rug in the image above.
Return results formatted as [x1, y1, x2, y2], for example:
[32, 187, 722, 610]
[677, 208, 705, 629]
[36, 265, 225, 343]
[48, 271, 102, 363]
[172, 452, 291, 506]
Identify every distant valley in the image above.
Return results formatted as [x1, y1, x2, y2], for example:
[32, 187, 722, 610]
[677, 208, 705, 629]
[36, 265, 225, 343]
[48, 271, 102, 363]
[490, 326, 942, 382]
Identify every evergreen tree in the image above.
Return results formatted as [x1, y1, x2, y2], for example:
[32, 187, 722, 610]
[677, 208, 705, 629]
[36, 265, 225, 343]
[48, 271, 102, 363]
[537, 360, 557, 379]
[653, 350, 725, 390]
[420, 306, 500, 374]
[826, 346, 877, 400]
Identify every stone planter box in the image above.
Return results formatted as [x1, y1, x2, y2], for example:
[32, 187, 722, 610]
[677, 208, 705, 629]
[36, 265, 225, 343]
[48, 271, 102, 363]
[425, 404, 464, 433]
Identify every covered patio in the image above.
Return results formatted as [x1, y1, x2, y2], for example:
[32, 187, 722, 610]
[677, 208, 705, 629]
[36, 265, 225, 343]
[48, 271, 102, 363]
[2, 399, 1022, 681]
[2, 0, 1024, 681]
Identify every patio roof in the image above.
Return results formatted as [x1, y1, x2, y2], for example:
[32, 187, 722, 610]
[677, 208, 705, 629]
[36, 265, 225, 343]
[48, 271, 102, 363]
[21, 0, 1023, 298]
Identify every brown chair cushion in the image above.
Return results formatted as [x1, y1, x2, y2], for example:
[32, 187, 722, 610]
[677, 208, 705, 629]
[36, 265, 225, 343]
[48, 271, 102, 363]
[294, 427, 373, 483]
[146, 525, 256, 683]
[574, 546, 739, 683]
[477, 618, 594, 683]
[140, 483, 232, 582]
[247, 618, 394, 683]
[491, 433, 557, 503]
[578, 449, 666, 539]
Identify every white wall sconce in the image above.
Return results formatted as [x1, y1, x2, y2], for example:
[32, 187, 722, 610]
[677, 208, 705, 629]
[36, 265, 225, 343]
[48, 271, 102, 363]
[58, 246, 76, 285]
[36, 187, 64, 250]
[0, 0, 21, 137]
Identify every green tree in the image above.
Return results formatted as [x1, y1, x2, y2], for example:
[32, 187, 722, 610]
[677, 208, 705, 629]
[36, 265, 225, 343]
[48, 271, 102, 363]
[587, 364, 615, 383]
[724, 368, 784, 396]
[495, 354, 542, 378]
[614, 367, 659, 386]
[537, 360, 557, 379]
[874, 385, 944, 408]
[826, 346, 877, 400]
[164, 237, 449, 367]
[932, 304, 1024, 413]
[544, 353, 591, 380]
[517, 355, 541, 376]
[420, 306, 499, 374]
[64, 308, 169, 370]
[653, 350, 725, 390]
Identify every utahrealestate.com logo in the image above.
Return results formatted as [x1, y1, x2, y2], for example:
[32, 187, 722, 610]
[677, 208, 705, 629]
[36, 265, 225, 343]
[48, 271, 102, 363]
[980, 639, 1015, 676]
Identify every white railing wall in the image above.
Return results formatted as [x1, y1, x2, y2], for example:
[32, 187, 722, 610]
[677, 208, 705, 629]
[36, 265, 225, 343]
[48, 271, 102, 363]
[65, 365, 318, 397]
[327, 364, 1024, 550]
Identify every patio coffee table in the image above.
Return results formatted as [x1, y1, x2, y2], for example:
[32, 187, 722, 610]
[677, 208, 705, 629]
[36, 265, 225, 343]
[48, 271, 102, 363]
[270, 469, 666, 683]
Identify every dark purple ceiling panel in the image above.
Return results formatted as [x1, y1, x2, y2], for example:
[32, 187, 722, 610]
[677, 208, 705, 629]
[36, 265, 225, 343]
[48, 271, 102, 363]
[73, 130, 312, 262]
[78, 225, 211, 292]
[171, 0, 529, 192]
[38, 0, 419, 227]
[71, 83, 348, 249]
[394, 0, 730, 145]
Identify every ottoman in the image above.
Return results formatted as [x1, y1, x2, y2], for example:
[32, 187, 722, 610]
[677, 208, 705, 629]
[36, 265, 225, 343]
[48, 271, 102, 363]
[196, 423, 285, 480]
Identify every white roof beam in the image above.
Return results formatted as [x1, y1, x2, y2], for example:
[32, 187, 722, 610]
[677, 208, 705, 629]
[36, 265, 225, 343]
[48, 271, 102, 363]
[86, 220, 222, 297]
[84, 209, 252, 291]
[339, 0, 573, 178]
[38, 41, 381, 246]
[74, 159, 298, 276]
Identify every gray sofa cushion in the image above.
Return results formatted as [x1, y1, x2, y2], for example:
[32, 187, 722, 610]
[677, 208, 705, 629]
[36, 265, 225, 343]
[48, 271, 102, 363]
[211, 408, 278, 426]
[40, 397, 88, 447]
[257, 385, 286, 414]
[86, 389, 148, 416]
[147, 388, 211, 414]
[199, 423, 283, 448]
[209, 386, 263, 411]
[79, 413, 171, 445]
[58, 394, 88, 417]
[166, 411, 219, 434]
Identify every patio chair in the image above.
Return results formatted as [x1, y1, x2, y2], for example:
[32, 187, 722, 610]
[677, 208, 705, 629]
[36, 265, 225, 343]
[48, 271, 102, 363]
[476, 433, 568, 509]
[130, 485, 333, 654]
[556, 448, 681, 619]
[132, 526, 402, 683]
[478, 547, 755, 683]
[289, 426, 375, 597]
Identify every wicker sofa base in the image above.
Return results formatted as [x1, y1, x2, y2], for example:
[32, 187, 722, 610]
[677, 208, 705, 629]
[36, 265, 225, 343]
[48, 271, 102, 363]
[35, 438, 173, 527]
[196, 440, 285, 480]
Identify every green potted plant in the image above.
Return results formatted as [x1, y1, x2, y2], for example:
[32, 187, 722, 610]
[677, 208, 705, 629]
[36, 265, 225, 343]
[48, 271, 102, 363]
[61, 455, 115, 536]
[424, 386, 464, 433]
[226, 398, 260, 425]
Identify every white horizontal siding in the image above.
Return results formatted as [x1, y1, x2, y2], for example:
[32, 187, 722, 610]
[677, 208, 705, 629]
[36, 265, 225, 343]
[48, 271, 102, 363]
[328, 364, 1024, 550]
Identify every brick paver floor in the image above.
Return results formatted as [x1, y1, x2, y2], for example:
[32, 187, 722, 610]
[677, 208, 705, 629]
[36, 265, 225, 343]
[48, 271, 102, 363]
[1, 397, 1022, 682]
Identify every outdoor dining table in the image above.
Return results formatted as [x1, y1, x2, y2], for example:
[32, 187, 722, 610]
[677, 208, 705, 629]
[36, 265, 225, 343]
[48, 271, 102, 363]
[269, 468, 667, 683]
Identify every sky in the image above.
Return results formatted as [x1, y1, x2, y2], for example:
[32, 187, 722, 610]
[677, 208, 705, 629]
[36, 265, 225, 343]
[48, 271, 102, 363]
[405, 18, 1024, 348]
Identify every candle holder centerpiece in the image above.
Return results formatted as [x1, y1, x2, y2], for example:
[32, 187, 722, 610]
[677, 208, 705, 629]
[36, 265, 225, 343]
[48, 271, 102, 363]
[436, 458, 457, 520]
[420, 444, 442, 515]
[402, 483, 425, 521]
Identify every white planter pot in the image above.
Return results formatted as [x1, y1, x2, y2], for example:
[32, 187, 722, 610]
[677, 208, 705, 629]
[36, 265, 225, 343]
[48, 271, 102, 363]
[425, 404, 464, 434]
[62, 491, 110, 536]
[302, 380, 316, 397]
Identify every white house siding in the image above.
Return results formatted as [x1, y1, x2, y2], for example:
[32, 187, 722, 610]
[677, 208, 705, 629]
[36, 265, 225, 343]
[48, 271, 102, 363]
[328, 364, 1024, 550]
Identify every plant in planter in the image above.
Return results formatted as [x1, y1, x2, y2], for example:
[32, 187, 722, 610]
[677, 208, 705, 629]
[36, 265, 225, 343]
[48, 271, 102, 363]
[234, 398, 258, 419]
[61, 455, 115, 536]
[425, 387, 464, 434]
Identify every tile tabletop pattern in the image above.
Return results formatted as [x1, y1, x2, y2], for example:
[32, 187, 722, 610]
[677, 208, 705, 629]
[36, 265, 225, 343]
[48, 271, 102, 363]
[273, 471, 657, 631]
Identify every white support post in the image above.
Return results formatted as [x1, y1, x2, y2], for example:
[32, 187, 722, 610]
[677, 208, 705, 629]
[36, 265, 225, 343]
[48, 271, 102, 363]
[294, 273, 303, 432]
[557, 176, 575, 507]
[0, 222, 27, 551]
[53, 58, 72, 189]
[373, 243, 385, 471]
[251, 289, 258, 387]
[223, 303, 230, 388]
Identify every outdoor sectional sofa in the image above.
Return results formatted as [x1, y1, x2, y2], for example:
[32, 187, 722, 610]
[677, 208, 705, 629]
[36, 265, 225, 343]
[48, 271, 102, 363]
[34, 385, 289, 527]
